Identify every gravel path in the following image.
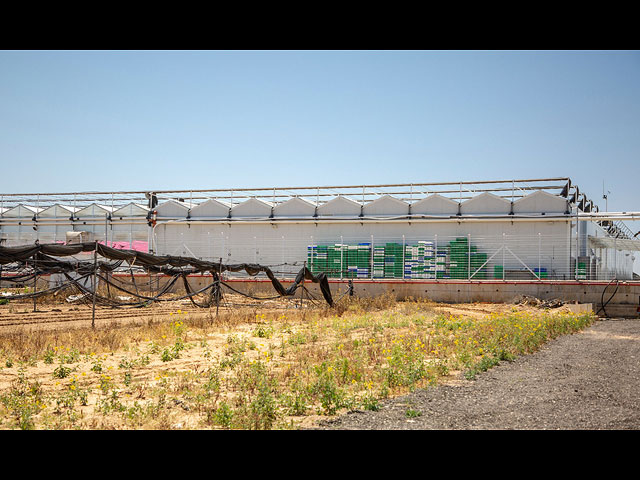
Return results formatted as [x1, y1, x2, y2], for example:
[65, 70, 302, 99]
[315, 318, 640, 430]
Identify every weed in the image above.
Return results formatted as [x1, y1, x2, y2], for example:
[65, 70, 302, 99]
[210, 402, 234, 429]
[53, 365, 72, 379]
[405, 407, 422, 418]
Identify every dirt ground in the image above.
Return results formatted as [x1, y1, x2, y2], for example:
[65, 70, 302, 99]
[0, 290, 561, 334]
[0, 293, 300, 332]
[3, 291, 635, 430]
[314, 317, 640, 430]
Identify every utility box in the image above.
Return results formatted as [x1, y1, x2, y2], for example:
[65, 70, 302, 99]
[66, 231, 93, 244]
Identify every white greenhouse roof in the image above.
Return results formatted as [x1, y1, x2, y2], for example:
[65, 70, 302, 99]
[317, 196, 362, 217]
[273, 197, 316, 217]
[38, 204, 79, 218]
[155, 200, 192, 218]
[189, 199, 231, 218]
[362, 195, 409, 217]
[75, 204, 115, 217]
[230, 198, 273, 217]
[512, 190, 568, 214]
[460, 192, 511, 215]
[2, 204, 43, 217]
[112, 203, 149, 217]
[410, 194, 459, 215]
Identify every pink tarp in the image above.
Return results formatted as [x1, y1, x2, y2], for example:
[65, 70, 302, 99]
[97, 240, 149, 252]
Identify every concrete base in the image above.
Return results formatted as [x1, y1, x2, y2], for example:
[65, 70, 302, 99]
[214, 278, 640, 319]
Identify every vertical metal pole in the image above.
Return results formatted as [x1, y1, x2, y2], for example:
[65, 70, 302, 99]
[467, 233, 471, 280]
[614, 237, 617, 279]
[92, 242, 97, 329]
[216, 257, 222, 320]
[340, 235, 343, 281]
[402, 234, 405, 280]
[568, 220, 572, 280]
[434, 234, 438, 281]
[300, 260, 306, 310]
[575, 218, 579, 280]
[33, 255, 37, 313]
[370, 234, 374, 279]
[502, 232, 506, 281]
[538, 232, 541, 280]
[36, 195, 40, 243]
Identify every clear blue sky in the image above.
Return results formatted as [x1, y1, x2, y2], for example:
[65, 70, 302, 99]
[1, 50, 639, 222]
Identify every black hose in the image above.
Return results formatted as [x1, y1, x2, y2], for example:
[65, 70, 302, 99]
[596, 277, 619, 317]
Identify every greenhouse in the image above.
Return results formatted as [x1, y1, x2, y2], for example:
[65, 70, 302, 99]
[1, 177, 639, 281]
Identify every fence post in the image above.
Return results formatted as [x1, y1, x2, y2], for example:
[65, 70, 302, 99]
[300, 260, 306, 311]
[575, 221, 578, 280]
[502, 233, 506, 281]
[33, 252, 37, 313]
[340, 235, 344, 281]
[538, 232, 541, 280]
[468, 233, 471, 280]
[216, 257, 222, 320]
[371, 234, 374, 279]
[310, 235, 313, 276]
[92, 241, 97, 329]
[402, 235, 405, 280]
[434, 234, 438, 281]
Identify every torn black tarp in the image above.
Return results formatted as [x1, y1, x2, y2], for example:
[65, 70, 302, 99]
[0, 242, 334, 306]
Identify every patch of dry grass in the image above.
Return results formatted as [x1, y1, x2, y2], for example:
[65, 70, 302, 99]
[0, 297, 595, 430]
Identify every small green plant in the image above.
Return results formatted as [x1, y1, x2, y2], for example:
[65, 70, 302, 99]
[464, 355, 501, 380]
[405, 407, 422, 418]
[362, 394, 381, 412]
[211, 402, 234, 429]
[253, 323, 274, 339]
[53, 365, 72, 379]
[161, 348, 174, 362]
[43, 348, 55, 365]
[91, 357, 104, 373]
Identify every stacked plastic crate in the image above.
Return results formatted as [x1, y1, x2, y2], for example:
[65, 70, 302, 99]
[373, 245, 385, 278]
[448, 237, 469, 279]
[356, 243, 371, 278]
[436, 245, 449, 279]
[309, 239, 487, 281]
[384, 243, 404, 278]
[421, 240, 436, 279]
[404, 243, 421, 279]
[327, 244, 344, 278]
[404, 241, 435, 279]
[315, 245, 328, 275]
[470, 249, 488, 279]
